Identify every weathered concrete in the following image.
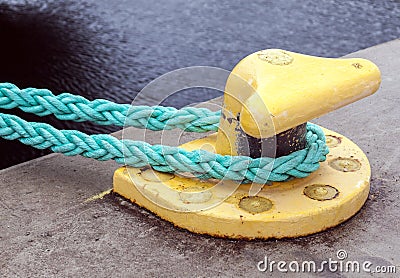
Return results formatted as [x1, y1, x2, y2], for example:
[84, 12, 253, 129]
[1, 40, 399, 277]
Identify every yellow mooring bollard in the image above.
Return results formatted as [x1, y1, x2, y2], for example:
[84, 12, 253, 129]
[113, 49, 381, 239]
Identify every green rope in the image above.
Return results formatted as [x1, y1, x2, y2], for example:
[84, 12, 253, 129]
[0, 83, 329, 184]
[0, 83, 220, 132]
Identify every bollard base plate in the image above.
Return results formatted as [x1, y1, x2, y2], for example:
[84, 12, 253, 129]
[113, 126, 370, 239]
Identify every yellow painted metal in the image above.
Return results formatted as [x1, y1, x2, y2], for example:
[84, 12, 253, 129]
[113, 127, 371, 239]
[215, 49, 381, 155]
[112, 49, 380, 239]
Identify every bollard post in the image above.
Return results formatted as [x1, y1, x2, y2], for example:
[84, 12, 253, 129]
[113, 49, 380, 239]
[216, 49, 380, 158]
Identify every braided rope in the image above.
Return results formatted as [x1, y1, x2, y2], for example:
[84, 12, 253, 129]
[0, 83, 329, 183]
[0, 83, 220, 132]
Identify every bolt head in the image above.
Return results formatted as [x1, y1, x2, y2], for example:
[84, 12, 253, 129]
[329, 157, 361, 172]
[325, 135, 342, 148]
[238, 196, 273, 214]
[304, 184, 339, 201]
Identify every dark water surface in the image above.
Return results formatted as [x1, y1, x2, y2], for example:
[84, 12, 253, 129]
[0, 0, 399, 168]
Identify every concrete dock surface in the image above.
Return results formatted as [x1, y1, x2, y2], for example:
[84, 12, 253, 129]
[0, 40, 399, 277]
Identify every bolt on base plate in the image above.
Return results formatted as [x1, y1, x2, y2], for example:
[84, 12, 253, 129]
[113, 126, 370, 239]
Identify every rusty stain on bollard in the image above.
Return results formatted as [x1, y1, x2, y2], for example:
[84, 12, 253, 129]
[352, 63, 363, 69]
[304, 184, 339, 201]
[329, 157, 361, 172]
[238, 196, 273, 214]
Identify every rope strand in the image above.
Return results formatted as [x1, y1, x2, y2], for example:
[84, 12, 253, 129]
[0, 83, 329, 183]
[0, 83, 220, 132]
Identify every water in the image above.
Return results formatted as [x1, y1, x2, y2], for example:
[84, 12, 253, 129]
[0, 0, 399, 169]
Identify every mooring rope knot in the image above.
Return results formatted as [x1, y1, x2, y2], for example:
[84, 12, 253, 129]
[0, 83, 329, 184]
